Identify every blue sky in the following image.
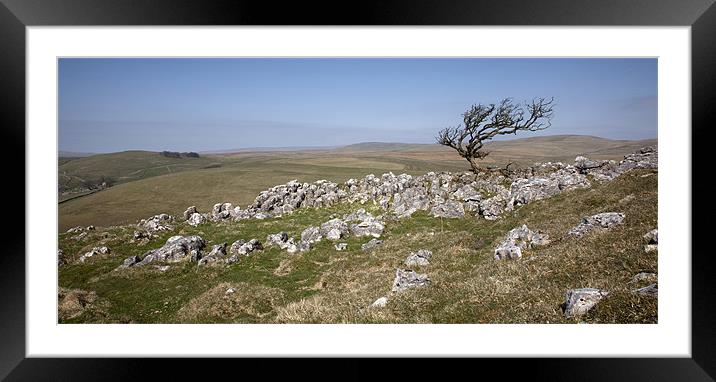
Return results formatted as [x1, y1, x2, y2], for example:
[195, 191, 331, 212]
[59, 58, 657, 153]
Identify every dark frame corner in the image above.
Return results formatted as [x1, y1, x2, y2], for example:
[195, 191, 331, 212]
[2, 0, 714, 380]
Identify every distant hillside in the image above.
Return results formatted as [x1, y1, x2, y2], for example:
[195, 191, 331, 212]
[59, 151, 95, 158]
[334, 135, 657, 168]
[338, 142, 429, 152]
[338, 135, 656, 154]
[203, 145, 340, 154]
[58, 150, 221, 197]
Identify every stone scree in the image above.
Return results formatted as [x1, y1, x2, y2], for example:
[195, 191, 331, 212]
[183, 147, 657, 225]
[568, 212, 625, 237]
[493, 225, 550, 260]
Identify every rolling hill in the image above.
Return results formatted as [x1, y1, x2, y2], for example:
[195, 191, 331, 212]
[58, 150, 223, 196]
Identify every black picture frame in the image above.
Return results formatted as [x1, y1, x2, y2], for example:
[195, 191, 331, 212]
[2, 0, 713, 379]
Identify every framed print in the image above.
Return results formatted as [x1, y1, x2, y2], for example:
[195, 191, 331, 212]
[2, 0, 714, 379]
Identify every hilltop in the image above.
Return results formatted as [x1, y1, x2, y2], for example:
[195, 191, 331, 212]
[58, 150, 221, 200]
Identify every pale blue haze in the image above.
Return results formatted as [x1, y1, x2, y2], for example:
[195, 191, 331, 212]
[59, 58, 657, 153]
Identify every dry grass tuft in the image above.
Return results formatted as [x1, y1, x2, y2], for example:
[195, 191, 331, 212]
[58, 287, 110, 322]
[176, 282, 285, 323]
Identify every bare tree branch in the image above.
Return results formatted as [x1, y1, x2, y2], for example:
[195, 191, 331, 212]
[436, 97, 555, 172]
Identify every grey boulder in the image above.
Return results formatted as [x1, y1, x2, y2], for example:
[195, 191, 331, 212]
[563, 288, 609, 318]
[135, 235, 205, 266]
[568, 212, 625, 237]
[391, 269, 430, 293]
[633, 283, 658, 297]
[361, 238, 383, 252]
[187, 212, 205, 227]
[494, 225, 550, 260]
[430, 200, 465, 218]
[78, 246, 110, 263]
[404, 249, 433, 266]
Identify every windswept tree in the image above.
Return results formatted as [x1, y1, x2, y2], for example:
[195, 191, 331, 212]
[436, 97, 555, 173]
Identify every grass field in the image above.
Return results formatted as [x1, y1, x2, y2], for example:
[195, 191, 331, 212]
[58, 135, 656, 231]
[58, 151, 223, 192]
[58, 168, 657, 324]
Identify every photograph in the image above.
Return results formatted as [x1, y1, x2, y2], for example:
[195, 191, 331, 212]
[57, 57, 659, 324]
[3, 0, 709, 374]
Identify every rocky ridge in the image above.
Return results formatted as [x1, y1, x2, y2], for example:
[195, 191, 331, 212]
[177, 147, 656, 226]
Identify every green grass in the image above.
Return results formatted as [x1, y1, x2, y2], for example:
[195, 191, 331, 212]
[59, 169, 657, 324]
[58, 150, 222, 191]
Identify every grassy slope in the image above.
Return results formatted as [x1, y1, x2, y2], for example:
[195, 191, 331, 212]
[58, 168, 657, 324]
[58, 136, 656, 230]
[58, 150, 222, 191]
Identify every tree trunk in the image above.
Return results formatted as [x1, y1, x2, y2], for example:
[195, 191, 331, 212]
[466, 157, 482, 173]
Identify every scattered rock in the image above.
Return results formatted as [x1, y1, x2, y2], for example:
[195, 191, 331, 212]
[479, 195, 506, 220]
[404, 249, 433, 266]
[198, 243, 228, 265]
[296, 240, 311, 253]
[284, 238, 300, 254]
[508, 177, 561, 208]
[574, 148, 657, 182]
[574, 156, 606, 173]
[584, 212, 625, 227]
[644, 229, 658, 252]
[325, 229, 342, 241]
[211, 202, 235, 220]
[633, 283, 658, 297]
[568, 212, 625, 237]
[563, 288, 609, 318]
[320, 218, 349, 241]
[371, 297, 388, 308]
[119, 255, 141, 268]
[187, 212, 205, 227]
[494, 225, 550, 260]
[131, 235, 205, 267]
[67, 226, 84, 233]
[391, 269, 430, 293]
[264, 233, 300, 253]
[253, 212, 271, 220]
[228, 239, 263, 262]
[78, 246, 110, 263]
[301, 226, 323, 244]
[335, 243, 348, 251]
[361, 238, 383, 252]
[132, 230, 153, 243]
[140, 214, 174, 233]
[430, 200, 465, 218]
[266, 232, 291, 248]
[57, 249, 67, 267]
[183, 206, 197, 220]
[631, 272, 657, 284]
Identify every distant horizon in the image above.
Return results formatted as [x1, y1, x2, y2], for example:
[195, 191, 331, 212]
[59, 133, 658, 156]
[59, 58, 657, 153]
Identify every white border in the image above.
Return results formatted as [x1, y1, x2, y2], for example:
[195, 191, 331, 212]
[27, 27, 690, 357]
